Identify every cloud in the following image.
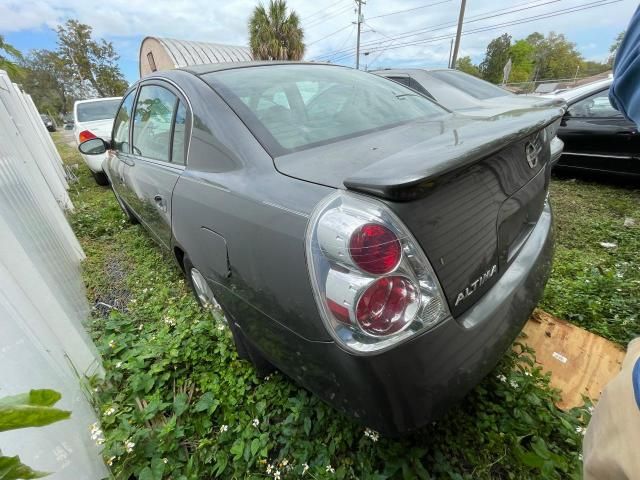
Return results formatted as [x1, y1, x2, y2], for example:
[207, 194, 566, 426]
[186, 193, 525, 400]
[1, 0, 635, 73]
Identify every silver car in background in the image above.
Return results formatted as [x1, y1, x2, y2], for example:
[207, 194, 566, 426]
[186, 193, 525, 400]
[373, 68, 566, 164]
[73, 97, 121, 185]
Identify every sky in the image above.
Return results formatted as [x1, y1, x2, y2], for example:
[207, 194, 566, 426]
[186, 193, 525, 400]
[1, 0, 636, 83]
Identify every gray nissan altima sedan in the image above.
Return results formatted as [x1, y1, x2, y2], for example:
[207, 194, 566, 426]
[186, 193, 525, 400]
[79, 62, 562, 435]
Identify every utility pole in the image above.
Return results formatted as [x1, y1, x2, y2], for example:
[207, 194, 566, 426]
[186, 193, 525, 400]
[448, 39, 454, 69]
[450, 0, 467, 69]
[355, 0, 365, 70]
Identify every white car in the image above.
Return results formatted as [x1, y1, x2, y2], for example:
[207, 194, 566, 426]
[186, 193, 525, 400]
[73, 97, 122, 185]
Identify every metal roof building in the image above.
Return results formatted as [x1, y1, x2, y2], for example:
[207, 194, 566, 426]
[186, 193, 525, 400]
[139, 37, 253, 77]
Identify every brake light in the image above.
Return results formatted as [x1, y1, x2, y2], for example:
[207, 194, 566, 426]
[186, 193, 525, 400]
[306, 191, 450, 353]
[349, 223, 401, 274]
[79, 130, 96, 143]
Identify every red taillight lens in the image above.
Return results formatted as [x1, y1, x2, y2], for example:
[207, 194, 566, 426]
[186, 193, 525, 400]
[356, 276, 418, 336]
[79, 130, 97, 143]
[349, 223, 401, 275]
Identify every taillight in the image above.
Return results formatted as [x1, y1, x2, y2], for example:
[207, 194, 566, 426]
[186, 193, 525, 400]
[79, 130, 97, 143]
[306, 191, 449, 353]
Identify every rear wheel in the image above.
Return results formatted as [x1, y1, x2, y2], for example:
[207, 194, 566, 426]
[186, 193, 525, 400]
[92, 170, 109, 186]
[183, 256, 274, 375]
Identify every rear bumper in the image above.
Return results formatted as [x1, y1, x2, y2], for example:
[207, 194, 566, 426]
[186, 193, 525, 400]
[242, 202, 553, 435]
[80, 152, 107, 173]
[550, 136, 564, 166]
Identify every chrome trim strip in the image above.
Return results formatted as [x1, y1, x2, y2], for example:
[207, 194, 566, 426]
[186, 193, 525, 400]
[562, 152, 635, 160]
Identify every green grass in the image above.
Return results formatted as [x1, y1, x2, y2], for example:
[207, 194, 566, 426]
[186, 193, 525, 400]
[56, 132, 596, 479]
[543, 178, 640, 345]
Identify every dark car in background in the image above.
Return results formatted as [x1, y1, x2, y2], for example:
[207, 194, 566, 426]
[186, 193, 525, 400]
[40, 114, 56, 132]
[373, 68, 566, 163]
[544, 78, 640, 178]
[79, 62, 562, 435]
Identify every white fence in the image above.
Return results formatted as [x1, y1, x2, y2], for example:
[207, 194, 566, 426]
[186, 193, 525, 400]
[0, 70, 107, 478]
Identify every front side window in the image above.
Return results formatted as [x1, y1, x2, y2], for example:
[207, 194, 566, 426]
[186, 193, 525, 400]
[112, 91, 136, 154]
[132, 85, 177, 161]
[568, 89, 621, 118]
[206, 65, 447, 155]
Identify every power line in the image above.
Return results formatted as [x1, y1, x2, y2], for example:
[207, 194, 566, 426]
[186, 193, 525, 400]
[367, 0, 452, 20]
[326, 25, 357, 62]
[303, 0, 350, 23]
[329, 0, 621, 62]
[307, 24, 353, 46]
[305, 3, 354, 29]
[319, 0, 563, 60]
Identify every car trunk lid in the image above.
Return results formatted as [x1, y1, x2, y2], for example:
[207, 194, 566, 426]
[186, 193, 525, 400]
[276, 107, 562, 315]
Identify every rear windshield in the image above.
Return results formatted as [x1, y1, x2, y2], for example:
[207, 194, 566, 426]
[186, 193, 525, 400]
[76, 99, 121, 122]
[428, 70, 511, 100]
[205, 65, 447, 155]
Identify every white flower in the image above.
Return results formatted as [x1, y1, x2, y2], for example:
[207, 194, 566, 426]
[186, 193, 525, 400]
[266, 464, 273, 474]
[108, 339, 116, 349]
[364, 428, 380, 442]
[217, 323, 224, 331]
[578, 453, 583, 461]
[179, 279, 185, 285]
[326, 465, 335, 474]
[274, 470, 281, 480]
[163, 458, 168, 464]
[105, 407, 116, 416]
[164, 317, 176, 327]
[510, 380, 518, 389]
[115, 362, 122, 369]
[588, 405, 594, 414]
[576, 426, 586, 435]
[524, 371, 532, 377]
[125, 440, 135, 453]
[497, 374, 507, 383]
[106, 456, 116, 466]
[264, 374, 272, 381]
[138, 324, 144, 331]
[96, 437, 105, 445]
[219, 424, 228, 433]
[143, 288, 148, 293]
[252, 418, 260, 428]
[302, 463, 309, 474]
[130, 298, 137, 304]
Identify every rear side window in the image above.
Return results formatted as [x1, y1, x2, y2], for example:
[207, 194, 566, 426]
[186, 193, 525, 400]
[132, 85, 177, 162]
[427, 70, 511, 100]
[568, 89, 622, 118]
[172, 102, 187, 165]
[112, 91, 136, 154]
[76, 99, 121, 122]
[387, 76, 411, 88]
[206, 65, 447, 155]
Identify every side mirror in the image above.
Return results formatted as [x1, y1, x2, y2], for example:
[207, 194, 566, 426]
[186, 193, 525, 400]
[79, 138, 108, 155]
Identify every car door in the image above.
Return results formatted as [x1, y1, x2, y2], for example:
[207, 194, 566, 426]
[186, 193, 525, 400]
[106, 88, 137, 205]
[559, 87, 640, 174]
[127, 81, 190, 249]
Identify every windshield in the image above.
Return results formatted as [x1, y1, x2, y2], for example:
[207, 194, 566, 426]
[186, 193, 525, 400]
[428, 70, 511, 100]
[206, 65, 448, 155]
[76, 99, 121, 123]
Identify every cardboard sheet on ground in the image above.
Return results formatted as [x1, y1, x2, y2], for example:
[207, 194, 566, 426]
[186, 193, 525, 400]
[520, 309, 626, 410]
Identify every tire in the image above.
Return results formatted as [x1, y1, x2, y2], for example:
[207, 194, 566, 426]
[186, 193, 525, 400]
[92, 170, 110, 186]
[183, 255, 274, 376]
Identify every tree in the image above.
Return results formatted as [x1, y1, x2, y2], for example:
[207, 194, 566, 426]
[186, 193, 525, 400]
[608, 30, 625, 66]
[21, 49, 77, 114]
[56, 19, 128, 97]
[455, 56, 480, 77]
[509, 40, 535, 82]
[528, 32, 583, 81]
[479, 34, 512, 83]
[249, 0, 305, 60]
[0, 35, 23, 79]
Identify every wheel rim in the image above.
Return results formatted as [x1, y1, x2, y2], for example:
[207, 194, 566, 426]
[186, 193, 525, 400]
[190, 268, 224, 319]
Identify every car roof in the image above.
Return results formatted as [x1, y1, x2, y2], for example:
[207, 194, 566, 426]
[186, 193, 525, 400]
[371, 68, 452, 75]
[181, 60, 340, 76]
[550, 78, 613, 103]
[74, 97, 122, 105]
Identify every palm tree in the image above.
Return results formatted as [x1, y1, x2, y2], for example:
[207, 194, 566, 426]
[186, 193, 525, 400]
[249, 0, 305, 61]
[0, 35, 23, 78]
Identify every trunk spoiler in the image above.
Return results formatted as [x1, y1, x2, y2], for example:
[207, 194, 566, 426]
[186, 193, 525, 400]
[344, 107, 564, 201]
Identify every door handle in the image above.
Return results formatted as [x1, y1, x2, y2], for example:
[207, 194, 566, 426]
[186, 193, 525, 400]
[154, 194, 167, 212]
